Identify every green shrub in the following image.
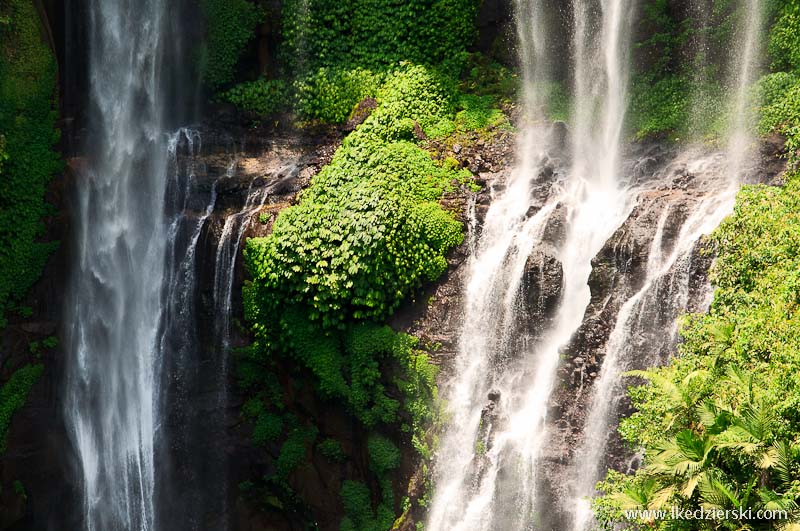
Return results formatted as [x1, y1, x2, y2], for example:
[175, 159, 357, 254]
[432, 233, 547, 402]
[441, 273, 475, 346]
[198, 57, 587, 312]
[245, 66, 467, 329]
[769, 1, 800, 72]
[317, 438, 346, 462]
[340, 480, 395, 531]
[294, 67, 384, 123]
[0, 364, 43, 452]
[276, 424, 318, 478]
[758, 76, 800, 158]
[367, 435, 400, 477]
[221, 78, 288, 116]
[199, 0, 263, 90]
[253, 412, 284, 446]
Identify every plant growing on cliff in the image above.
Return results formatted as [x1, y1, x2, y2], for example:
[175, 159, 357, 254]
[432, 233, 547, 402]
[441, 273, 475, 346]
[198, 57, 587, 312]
[198, 0, 263, 90]
[0, 0, 60, 327]
[594, 171, 800, 530]
[0, 364, 43, 452]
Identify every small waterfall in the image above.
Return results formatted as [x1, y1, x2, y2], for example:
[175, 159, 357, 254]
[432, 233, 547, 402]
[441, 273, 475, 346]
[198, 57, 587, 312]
[568, 153, 739, 531]
[213, 171, 270, 355]
[64, 1, 170, 528]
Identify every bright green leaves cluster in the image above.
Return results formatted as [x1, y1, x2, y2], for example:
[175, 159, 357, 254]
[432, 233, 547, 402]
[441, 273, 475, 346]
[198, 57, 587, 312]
[245, 65, 466, 328]
[280, 0, 479, 77]
[769, 0, 800, 72]
[594, 175, 800, 529]
[198, 0, 263, 90]
[293, 67, 385, 123]
[757, 72, 800, 158]
[240, 70, 453, 508]
[220, 0, 479, 122]
[0, 364, 43, 453]
[0, 0, 60, 328]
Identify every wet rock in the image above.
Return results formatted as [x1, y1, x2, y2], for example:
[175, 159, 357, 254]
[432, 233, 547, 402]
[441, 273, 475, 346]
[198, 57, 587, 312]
[521, 249, 564, 325]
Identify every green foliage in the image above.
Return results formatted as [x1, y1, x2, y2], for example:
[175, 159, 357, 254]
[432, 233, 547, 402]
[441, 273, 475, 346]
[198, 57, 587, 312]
[0, 364, 43, 452]
[317, 438, 346, 462]
[0, 0, 60, 328]
[294, 67, 384, 123]
[276, 424, 318, 479]
[253, 412, 284, 446]
[199, 0, 263, 90]
[280, 0, 479, 77]
[340, 480, 396, 531]
[630, 74, 726, 140]
[596, 173, 800, 529]
[627, 0, 740, 140]
[245, 65, 466, 329]
[769, 1, 800, 72]
[220, 78, 288, 116]
[367, 434, 401, 477]
[757, 74, 800, 159]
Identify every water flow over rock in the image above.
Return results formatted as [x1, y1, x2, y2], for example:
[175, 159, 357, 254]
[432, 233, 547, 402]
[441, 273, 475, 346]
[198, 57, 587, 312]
[427, 0, 635, 528]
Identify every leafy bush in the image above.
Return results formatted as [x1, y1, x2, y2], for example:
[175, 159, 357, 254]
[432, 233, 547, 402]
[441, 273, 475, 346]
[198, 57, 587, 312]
[0, 0, 61, 328]
[757, 74, 800, 159]
[340, 480, 395, 531]
[220, 78, 288, 116]
[367, 434, 400, 476]
[769, 0, 800, 72]
[317, 438, 346, 462]
[245, 65, 467, 329]
[294, 67, 384, 123]
[0, 364, 43, 452]
[199, 0, 263, 90]
[276, 424, 318, 478]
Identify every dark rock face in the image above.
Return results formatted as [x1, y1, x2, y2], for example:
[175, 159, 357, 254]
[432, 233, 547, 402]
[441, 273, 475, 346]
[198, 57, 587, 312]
[521, 249, 564, 329]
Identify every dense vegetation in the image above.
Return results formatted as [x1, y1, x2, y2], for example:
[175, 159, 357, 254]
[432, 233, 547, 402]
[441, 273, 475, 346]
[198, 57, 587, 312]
[594, 1, 800, 529]
[0, 0, 59, 453]
[221, 1, 502, 528]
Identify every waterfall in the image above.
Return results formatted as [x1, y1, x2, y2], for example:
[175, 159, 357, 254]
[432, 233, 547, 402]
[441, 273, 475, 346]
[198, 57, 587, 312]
[430, 0, 765, 529]
[64, 0, 170, 529]
[427, 1, 635, 529]
[567, 1, 764, 528]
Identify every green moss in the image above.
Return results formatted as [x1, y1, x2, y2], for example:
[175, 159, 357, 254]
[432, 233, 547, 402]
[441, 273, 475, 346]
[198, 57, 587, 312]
[198, 0, 263, 90]
[0, 0, 61, 328]
[0, 364, 43, 452]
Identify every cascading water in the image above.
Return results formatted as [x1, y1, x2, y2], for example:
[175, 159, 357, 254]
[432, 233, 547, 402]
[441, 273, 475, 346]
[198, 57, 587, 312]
[64, 1, 170, 528]
[430, 0, 766, 530]
[567, 1, 764, 528]
[428, 1, 635, 529]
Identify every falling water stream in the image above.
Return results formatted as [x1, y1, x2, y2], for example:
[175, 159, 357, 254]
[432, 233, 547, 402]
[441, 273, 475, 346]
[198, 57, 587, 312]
[429, 0, 764, 530]
[64, 1, 171, 529]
